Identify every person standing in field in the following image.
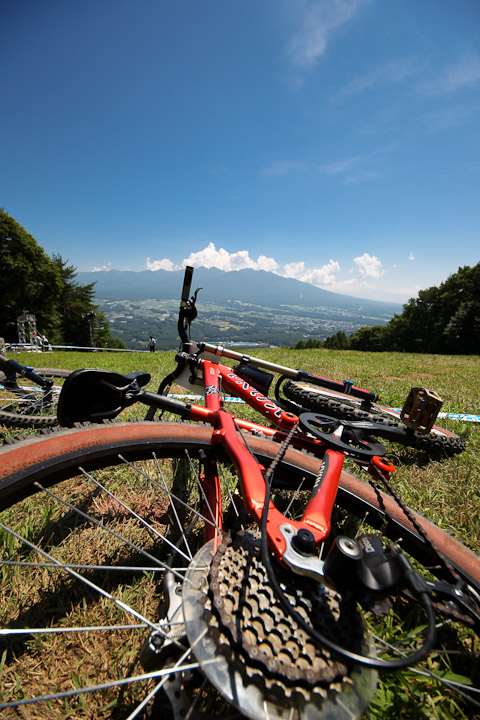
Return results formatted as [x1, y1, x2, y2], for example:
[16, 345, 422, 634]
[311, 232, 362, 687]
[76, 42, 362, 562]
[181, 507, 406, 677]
[148, 336, 156, 352]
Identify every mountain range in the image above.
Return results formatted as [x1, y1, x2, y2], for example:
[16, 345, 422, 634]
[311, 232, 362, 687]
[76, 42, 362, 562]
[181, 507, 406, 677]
[77, 267, 401, 314]
[76, 268, 402, 350]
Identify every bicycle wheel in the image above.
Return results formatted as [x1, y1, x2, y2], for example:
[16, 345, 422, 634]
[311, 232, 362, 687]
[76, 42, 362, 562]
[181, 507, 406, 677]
[0, 368, 71, 429]
[0, 422, 478, 719]
[283, 380, 466, 455]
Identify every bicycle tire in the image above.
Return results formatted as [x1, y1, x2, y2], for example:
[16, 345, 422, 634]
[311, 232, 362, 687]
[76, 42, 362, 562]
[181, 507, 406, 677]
[0, 421, 478, 719]
[0, 368, 71, 429]
[283, 380, 466, 455]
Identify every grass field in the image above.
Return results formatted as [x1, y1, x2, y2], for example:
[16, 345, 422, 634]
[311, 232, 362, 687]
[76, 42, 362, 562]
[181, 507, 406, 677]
[5, 346, 478, 552]
[1, 347, 479, 719]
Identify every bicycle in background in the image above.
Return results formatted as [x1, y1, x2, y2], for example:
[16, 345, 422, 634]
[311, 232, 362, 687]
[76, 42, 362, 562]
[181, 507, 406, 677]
[0, 353, 70, 428]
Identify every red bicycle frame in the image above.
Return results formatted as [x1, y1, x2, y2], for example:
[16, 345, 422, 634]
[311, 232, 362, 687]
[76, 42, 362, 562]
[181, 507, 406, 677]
[179, 357, 383, 564]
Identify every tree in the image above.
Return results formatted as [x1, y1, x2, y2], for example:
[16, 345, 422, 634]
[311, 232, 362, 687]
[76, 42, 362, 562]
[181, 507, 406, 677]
[324, 331, 349, 350]
[0, 210, 125, 348]
[349, 325, 389, 352]
[387, 264, 480, 354]
[0, 210, 63, 340]
[347, 263, 480, 355]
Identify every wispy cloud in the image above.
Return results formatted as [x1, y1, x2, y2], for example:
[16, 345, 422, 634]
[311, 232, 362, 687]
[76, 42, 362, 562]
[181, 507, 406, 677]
[338, 57, 421, 99]
[285, 0, 366, 71]
[420, 52, 480, 95]
[318, 155, 364, 175]
[261, 147, 392, 184]
[423, 102, 477, 133]
[261, 160, 311, 177]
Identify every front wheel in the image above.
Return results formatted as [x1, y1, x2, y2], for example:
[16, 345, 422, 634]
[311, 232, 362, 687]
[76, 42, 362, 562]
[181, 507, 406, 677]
[0, 421, 478, 719]
[0, 367, 71, 428]
[283, 380, 466, 455]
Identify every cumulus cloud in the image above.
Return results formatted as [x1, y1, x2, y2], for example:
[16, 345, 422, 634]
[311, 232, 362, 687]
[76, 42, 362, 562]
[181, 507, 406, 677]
[352, 253, 384, 278]
[146, 257, 178, 271]
[183, 243, 279, 272]
[146, 243, 278, 274]
[143, 244, 388, 298]
[92, 262, 113, 272]
[283, 258, 341, 286]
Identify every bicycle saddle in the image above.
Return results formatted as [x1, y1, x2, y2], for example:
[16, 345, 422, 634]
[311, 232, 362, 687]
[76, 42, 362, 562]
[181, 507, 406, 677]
[57, 368, 151, 426]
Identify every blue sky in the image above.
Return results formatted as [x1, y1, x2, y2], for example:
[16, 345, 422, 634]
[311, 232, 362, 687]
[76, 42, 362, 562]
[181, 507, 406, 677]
[2, 0, 479, 303]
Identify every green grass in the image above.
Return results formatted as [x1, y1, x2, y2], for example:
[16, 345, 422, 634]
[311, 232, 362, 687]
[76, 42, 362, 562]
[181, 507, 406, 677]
[1, 346, 479, 719]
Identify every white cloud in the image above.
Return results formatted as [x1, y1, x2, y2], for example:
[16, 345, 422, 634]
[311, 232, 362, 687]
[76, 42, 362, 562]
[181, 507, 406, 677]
[408, 252, 415, 261]
[143, 245, 391, 299]
[92, 262, 113, 272]
[146, 243, 278, 274]
[286, 0, 364, 70]
[283, 258, 341, 286]
[352, 253, 384, 278]
[184, 243, 278, 272]
[146, 257, 178, 271]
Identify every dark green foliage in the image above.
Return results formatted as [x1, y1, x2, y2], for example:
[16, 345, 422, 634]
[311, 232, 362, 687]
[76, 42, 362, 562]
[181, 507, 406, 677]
[324, 331, 349, 350]
[293, 264, 480, 355]
[294, 337, 324, 350]
[0, 211, 63, 340]
[349, 325, 389, 352]
[387, 264, 480, 354]
[0, 210, 125, 348]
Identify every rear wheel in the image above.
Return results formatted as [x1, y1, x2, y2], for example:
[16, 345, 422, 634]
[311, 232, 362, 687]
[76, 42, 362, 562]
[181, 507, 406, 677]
[0, 367, 71, 428]
[283, 380, 466, 455]
[0, 422, 478, 719]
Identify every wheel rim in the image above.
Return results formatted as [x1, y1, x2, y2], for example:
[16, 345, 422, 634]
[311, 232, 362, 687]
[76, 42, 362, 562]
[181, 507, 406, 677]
[0, 424, 478, 718]
[0, 369, 71, 427]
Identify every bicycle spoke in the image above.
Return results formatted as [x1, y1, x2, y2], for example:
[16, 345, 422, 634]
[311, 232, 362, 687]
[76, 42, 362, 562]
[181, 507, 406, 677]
[0, 522, 168, 634]
[0, 660, 217, 711]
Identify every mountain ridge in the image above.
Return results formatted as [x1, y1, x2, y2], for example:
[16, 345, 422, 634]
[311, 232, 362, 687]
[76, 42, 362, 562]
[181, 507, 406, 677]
[77, 267, 402, 315]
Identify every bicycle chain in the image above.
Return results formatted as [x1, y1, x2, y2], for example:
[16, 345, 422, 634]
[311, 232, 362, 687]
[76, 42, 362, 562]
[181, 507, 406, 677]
[367, 465, 464, 585]
[207, 530, 364, 699]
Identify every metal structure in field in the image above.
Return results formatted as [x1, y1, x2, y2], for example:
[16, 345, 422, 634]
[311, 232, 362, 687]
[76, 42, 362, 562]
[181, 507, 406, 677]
[16, 314, 38, 345]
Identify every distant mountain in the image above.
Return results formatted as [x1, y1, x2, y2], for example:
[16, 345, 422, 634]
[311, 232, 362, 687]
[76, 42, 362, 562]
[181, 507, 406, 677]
[77, 267, 401, 316]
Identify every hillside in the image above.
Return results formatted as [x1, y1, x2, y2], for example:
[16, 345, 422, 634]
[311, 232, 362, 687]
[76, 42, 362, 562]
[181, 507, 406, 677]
[76, 268, 402, 350]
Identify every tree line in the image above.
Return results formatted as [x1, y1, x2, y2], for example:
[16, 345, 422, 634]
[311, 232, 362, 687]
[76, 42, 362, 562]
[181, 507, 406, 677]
[293, 262, 480, 355]
[0, 210, 125, 348]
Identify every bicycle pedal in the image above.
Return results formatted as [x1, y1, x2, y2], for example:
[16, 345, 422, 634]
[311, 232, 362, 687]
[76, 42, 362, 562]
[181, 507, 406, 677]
[400, 386, 443, 434]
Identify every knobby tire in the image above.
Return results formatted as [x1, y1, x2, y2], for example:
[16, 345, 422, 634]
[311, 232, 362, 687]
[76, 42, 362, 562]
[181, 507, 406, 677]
[283, 380, 466, 455]
[0, 421, 478, 719]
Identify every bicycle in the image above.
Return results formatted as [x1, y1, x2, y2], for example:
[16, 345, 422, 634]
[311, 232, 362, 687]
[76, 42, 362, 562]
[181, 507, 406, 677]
[0, 267, 478, 719]
[0, 353, 71, 428]
[142, 267, 464, 456]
